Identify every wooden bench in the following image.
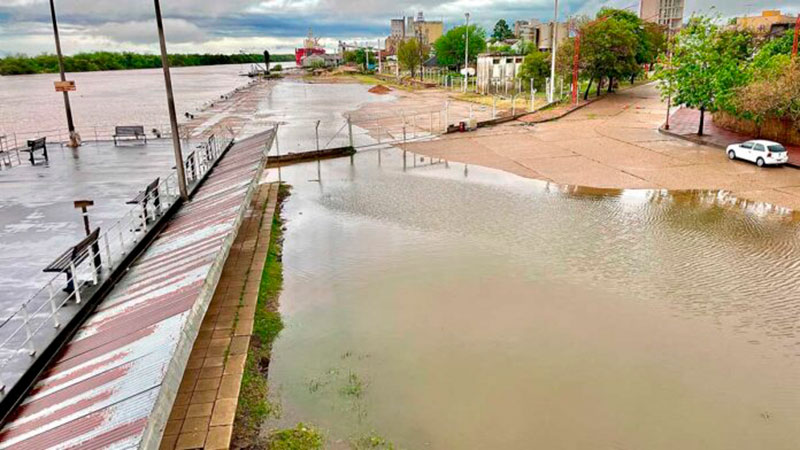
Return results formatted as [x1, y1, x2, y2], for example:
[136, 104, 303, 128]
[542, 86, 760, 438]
[43, 228, 101, 293]
[126, 178, 161, 228]
[113, 126, 147, 146]
[22, 137, 48, 165]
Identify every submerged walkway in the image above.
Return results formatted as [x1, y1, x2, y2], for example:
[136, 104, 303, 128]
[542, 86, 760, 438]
[0, 131, 275, 449]
[160, 183, 278, 450]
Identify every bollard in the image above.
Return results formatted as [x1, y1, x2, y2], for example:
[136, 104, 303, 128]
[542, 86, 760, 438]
[492, 97, 497, 119]
[347, 115, 354, 148]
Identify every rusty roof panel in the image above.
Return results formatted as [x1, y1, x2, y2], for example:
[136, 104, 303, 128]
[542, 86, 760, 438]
[0, 130, 273, 449]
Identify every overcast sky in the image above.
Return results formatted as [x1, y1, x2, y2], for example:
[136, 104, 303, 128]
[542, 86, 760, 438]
[0, 0, 797, 56]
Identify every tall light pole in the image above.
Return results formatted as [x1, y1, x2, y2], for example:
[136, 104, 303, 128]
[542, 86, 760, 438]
[549, 0, 559, 102]
[48, 0, 79, 148]
[154, 0, 188, 200]
[464, 12, 470, 93]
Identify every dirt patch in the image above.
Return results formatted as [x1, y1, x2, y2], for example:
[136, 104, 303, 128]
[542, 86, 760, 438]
[368, 85, 392, 95]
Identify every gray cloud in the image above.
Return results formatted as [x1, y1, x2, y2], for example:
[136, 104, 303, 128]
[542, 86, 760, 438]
[1, 0, 796, 56]
[91, 19, 206, 45]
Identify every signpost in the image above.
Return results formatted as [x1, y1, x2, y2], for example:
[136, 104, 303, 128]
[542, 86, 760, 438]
[54, 81, 76, 92]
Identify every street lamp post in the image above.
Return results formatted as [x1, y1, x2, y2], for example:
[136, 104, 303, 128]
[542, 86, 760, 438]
[154, 0, 188, 200]
[464, 13, 470, 93]
[549, 0, 559, 103]
[48, 0, 79, 148]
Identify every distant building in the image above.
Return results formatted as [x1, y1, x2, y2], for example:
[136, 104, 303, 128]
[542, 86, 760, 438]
[476, 53, 525, 94]
[735, 10, 797, 38]
[639, 0, 684, 33]
[386, 11, 444, 54]
[301, 53, 341, 68]
[513, 19, 568, 52]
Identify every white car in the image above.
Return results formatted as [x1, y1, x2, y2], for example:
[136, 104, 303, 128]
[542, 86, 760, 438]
[726, 140, 789, 167]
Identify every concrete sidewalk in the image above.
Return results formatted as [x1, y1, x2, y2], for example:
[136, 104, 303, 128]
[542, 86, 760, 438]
[664, 108, 800, 167]
[160, 182, 278, 450]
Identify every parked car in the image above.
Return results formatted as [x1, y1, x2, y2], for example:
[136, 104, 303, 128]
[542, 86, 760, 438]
[726, 140, 789, 167]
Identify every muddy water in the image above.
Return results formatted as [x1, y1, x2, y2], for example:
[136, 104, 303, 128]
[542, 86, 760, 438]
[265, 149, 800, 449]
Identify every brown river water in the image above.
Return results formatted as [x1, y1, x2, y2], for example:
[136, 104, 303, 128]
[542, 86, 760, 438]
[0, 64, 254, 138]
[265, 146, 800, 449]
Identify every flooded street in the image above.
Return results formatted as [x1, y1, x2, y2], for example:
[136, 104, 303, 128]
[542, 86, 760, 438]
[265, 149, 800, 449]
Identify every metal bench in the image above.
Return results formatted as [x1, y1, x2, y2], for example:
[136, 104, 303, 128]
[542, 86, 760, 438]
[43, 228, 101, 294]
[21, 137, 48, 165]
[113, 126, 147, 146]
[126, 178, 161, 229]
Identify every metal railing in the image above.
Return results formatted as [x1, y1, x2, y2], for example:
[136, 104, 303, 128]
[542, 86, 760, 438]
[0, 128, 233, 394]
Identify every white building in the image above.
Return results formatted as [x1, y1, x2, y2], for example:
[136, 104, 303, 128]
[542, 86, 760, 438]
[476, 53, 525, 94]
[639, 0, 684, 33]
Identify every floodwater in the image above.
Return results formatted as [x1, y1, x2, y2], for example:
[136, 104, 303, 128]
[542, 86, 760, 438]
[0, 64, 265, 138]
[265, 148, 800, 449]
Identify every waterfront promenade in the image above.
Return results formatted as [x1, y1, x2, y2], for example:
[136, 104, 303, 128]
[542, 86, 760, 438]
[0, 131, 274, 449]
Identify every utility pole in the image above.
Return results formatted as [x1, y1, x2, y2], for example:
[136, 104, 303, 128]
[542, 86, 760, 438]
[549, 0, 559, 103]
[154, 0, 188, 200]
[378, 39, 383, 73]
[793, 14, 799, 60]
[571, 19, 580, 105]
[48, 0, 79, 148]
[464, 12, 470, 92]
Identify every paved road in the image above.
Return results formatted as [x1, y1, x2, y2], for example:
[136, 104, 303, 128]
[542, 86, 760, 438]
[402, 83, 800, 211]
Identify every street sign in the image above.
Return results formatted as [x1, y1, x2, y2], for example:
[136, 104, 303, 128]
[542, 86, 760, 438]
[54, 80, 76, 92]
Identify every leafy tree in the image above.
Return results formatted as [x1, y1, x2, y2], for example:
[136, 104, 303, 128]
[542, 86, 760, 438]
[519, 50, 550, 91]
[433, 25, 487, 69]
[639, 22, 667, 67]
[580, 12, 639, 95]
[752, 32, 795, 77]
[398, 38, 424, 77]
[654, 16, 751, 135]
[492, 19, 514, 41]
[343, 49, 367, 67]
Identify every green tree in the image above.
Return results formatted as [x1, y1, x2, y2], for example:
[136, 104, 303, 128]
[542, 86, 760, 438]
[580, 12, 639, 95]
[654, 16, 751, 135]
[492, 19, 514, 41]
[519, 50, 550, 91]
[398, 38, 424, 77]
[433, 25, 487, 69]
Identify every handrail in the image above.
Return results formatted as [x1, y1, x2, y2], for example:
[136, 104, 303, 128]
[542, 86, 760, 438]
[0, 125, 234, 395]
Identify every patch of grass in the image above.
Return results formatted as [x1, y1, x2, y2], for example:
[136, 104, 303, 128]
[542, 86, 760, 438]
[350, 434, 395, 450]
[268, 423, 324, 450]
[233, 183, 291, 448]
[340, 372, 365, 399]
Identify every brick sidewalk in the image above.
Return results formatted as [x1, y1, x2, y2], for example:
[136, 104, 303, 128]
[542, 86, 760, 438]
[665, 108, 800, 166]
[160, 182, 279, 450]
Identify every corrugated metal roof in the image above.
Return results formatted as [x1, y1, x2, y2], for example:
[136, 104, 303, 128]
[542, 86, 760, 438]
[0, 131, 273, 450]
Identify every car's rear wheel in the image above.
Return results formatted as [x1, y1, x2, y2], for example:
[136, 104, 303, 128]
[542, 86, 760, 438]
[728, 150, 736, 160]
[757, 157, 765, 167]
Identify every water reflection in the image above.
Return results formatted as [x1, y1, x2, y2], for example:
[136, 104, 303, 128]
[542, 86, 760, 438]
[265, 147, 800, 450]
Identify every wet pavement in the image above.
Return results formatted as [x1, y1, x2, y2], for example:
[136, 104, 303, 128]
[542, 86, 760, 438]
[399, 83, 800, 211]
[0, 140, 179, 316]
[265, 147, 800, 449]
